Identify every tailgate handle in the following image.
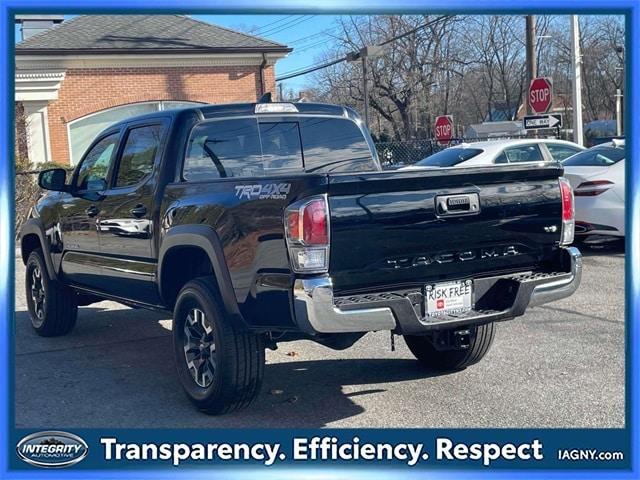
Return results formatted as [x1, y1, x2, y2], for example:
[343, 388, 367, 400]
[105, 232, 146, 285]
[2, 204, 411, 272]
[435, 193, 480, 216]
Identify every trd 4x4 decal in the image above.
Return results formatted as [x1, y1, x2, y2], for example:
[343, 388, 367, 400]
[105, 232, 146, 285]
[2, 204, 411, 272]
[235, 183, 291, 200]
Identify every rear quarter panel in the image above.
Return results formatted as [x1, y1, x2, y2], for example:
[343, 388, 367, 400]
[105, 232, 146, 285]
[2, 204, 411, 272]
[160, 175, 327, 329]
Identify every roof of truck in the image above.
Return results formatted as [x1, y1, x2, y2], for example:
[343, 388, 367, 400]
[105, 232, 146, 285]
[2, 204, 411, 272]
[107, 102, 356, 127]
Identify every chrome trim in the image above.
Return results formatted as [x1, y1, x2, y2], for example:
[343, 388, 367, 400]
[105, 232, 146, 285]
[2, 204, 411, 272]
[529, 246, 582, 307]
[293, 276, 396, 334]
[293, 247, 582, 334]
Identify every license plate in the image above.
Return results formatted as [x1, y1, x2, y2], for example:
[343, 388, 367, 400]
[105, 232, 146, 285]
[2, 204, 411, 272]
[425, 280, 473, 317]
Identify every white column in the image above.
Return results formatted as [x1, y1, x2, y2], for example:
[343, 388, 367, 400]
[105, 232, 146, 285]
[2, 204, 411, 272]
[15, 70, 65, 165]
[21, 101, 51, 164]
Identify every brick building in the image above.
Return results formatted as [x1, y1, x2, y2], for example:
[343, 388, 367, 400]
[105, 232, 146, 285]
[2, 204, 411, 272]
[15, 15, 291, 165]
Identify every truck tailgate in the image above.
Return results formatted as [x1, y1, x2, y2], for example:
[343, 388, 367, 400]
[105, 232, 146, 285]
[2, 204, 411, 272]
[327, 164, 564, 293]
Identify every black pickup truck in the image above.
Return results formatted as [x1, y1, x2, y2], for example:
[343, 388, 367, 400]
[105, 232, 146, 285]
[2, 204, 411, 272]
[21, 101, 582, 414]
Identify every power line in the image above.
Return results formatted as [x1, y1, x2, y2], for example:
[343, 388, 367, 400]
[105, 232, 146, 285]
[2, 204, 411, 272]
[276, 15, 450, 82]
[249, 15, 297, 34]
[293, 38, 332, 54]
[277, 57, 346, 82]
[289, 28, 337, 45]
[258, 15, 316, 37]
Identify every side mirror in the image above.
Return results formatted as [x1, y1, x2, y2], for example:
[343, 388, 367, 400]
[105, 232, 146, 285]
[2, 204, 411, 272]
[38, 168, 68, 192]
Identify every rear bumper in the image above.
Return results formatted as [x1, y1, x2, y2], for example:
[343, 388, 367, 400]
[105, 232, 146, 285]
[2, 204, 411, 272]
[293, 247, 582, 334]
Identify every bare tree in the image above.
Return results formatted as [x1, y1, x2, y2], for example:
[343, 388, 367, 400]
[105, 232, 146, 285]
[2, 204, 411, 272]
[306, 14, 625, 139]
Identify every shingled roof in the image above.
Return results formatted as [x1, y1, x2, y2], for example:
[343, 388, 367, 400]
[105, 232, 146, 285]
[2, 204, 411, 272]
[16, 15, 291, 55]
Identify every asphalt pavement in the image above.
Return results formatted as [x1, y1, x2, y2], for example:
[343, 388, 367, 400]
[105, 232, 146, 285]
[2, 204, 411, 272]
[14, 243, 625, 428]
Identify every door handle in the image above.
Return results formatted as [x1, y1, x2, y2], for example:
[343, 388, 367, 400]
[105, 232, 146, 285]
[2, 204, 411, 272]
[130, 205, 147, 218]
[85, 205, 99, 217]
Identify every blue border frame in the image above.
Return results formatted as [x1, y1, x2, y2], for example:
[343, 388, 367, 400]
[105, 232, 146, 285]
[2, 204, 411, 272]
[0, 1, 637, 478]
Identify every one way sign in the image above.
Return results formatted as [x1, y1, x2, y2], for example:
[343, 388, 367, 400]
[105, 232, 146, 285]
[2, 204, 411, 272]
[523, 114, 562, 130]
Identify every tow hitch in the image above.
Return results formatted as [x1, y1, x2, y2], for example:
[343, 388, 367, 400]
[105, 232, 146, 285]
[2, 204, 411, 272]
[453, 329, 471, 350]
[432, 328, 472, 351]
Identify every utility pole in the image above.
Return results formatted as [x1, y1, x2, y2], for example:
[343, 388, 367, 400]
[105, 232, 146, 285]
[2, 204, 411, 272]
[615, 89, 622, 136]
[525, 15, 537, 115]
[361, 56, 370, 129]
[615, 45, 625, 135]
[570, 15, 584, 146]
[347, 45, 385, 129]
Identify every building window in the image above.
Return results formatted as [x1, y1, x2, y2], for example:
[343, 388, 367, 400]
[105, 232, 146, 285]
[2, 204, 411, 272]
[67, 101, 201, 165]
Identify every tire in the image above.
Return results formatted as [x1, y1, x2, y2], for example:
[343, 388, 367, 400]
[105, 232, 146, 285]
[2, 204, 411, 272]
[25, 248, 77, 337]
[404, 322, 495, 371]
[173, 277, 264, 415]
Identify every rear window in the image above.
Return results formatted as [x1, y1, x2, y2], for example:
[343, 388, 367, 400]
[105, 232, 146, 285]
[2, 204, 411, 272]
[183, 116, 376, 181]
[415, 148, 483, 167]
[299, 117, 377, 172]
[259, 122, 303, 173]
[562, 147, 625, 167]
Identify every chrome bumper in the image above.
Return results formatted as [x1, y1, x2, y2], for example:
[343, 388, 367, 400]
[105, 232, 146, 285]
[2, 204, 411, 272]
[293, 246, 582, 335]
[528, 246, 582, 307]
[293, 277, 396, 334]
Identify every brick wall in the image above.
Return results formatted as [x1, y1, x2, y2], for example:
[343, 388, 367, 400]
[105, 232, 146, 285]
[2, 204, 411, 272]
[47, 64, 276, 164]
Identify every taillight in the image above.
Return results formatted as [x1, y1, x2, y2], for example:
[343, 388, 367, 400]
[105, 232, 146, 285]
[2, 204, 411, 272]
[559, 177, 575, 245]
[285, 195, 330, 273]
[574, 180, 614, 196]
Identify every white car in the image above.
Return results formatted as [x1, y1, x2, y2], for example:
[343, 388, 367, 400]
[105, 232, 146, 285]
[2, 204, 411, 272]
[562, 140, 625, 243]
[405, 139, 585, 168]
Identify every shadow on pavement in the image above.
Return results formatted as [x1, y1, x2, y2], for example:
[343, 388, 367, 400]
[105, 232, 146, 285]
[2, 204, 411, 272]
[14, 306, 451, 429]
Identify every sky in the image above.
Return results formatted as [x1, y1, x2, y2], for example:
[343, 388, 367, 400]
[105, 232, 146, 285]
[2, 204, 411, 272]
[14, 14, 344, 92]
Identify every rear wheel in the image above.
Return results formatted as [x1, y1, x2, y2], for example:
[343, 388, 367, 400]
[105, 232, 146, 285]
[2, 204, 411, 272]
[404, 322, 495, 371]
[173, 277, 264, 415]
[25, 248, 77, 337]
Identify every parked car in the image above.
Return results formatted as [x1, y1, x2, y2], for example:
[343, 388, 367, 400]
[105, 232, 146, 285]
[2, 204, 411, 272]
[562, 139, 625, 243]
[21, 101, 581, 415]
[404, 139, 585, 169]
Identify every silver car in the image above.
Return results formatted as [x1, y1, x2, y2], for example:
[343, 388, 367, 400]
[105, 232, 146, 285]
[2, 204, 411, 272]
[405, 139, 585, 169]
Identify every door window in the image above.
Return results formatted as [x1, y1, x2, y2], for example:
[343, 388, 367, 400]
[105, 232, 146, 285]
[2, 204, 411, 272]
[115, 125, 163, 187]
[495, 145, 544, 164]
[75, 133, 119, 192]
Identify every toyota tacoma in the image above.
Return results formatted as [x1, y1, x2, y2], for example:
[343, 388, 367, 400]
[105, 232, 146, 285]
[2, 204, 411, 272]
[20, 100, 582, 414]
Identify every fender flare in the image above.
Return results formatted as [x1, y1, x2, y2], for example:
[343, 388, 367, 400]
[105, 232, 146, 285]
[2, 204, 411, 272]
[20, 219, 58, 281]
[157, 225, 239, 315]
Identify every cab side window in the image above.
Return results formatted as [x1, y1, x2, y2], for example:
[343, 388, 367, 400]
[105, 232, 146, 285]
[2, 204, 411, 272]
[115, 125, 163, 187]
[75, 133, 119, 192]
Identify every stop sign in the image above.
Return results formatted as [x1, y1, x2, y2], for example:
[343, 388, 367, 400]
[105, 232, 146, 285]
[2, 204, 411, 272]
[434, 115, 454, 143]
[529, 77, 553, 114]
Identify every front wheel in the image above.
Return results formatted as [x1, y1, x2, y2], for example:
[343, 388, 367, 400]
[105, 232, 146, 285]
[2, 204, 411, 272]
[25, 248, 77, 337]
[173, 277, 264, 415]
[404, 322, 495, 371]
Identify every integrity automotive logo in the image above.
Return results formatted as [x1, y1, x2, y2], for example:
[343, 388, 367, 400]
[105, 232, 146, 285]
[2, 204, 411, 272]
[16, 431, 88, 468]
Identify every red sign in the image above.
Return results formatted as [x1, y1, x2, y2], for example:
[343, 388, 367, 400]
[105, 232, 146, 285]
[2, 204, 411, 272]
[434, 115, 454, 143]
[529, 77, 553, 114]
